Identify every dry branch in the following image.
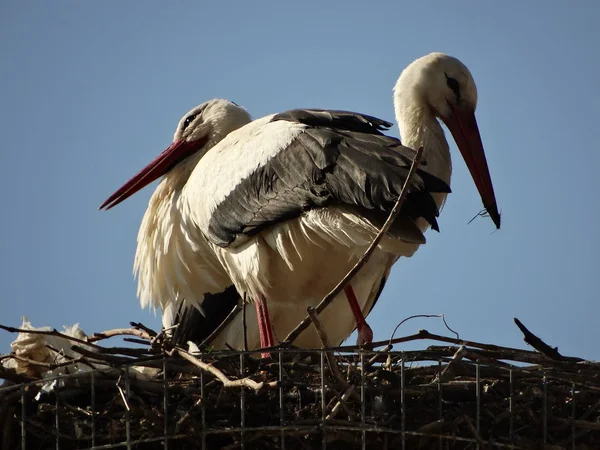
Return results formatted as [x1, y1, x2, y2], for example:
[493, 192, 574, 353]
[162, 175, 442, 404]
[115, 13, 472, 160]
[89, 328, 153, 343]
[0, 324, 104, 350]
[514, 317, 576, 361]
[175, 347, 276, 391]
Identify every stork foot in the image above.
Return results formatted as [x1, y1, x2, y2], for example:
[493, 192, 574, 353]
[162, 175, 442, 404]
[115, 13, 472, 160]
[356, 323, 374, 346]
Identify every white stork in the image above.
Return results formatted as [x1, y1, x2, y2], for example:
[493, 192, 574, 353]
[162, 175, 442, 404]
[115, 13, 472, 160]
[100, 52, 499, 356]
[100, 100, 252, 347]
[181, 52, 499, 353]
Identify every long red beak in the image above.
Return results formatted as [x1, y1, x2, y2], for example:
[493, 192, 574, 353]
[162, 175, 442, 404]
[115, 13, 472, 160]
[99, 138, 205, 210]
[442, 106, 500, 229]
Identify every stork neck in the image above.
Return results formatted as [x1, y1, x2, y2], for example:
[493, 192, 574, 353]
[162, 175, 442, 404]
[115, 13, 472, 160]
[395, 103, 452, 184]
[161, 152, 203, 195]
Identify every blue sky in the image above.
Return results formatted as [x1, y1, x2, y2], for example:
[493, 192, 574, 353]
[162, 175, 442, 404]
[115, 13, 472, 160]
[1, 2, 599, 360]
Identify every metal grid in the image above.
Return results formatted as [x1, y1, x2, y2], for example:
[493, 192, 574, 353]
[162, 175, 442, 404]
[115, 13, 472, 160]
[0, 347, 588, 449]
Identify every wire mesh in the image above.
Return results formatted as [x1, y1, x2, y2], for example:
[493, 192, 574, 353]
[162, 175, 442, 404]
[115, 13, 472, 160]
[1, 346, 598, 450]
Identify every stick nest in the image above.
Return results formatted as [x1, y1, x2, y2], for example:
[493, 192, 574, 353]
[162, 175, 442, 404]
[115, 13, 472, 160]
[1, 320, 599, 450]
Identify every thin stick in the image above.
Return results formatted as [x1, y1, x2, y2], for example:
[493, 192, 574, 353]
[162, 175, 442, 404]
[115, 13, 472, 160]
[89, 328, 153, 343]
[130, 321, 158, 337]
[326, 385, 355, 420]
[514, 317, 575, 361]
[389, 314, 459, 344]
[283, 147, 424, 345]
[463, 414, 485, 446]
[116, 375, 130, 412]
[432, 345, 467, 384]
[6, 354, 89, 371]
[307, 307, 353, 394]
[174, 348, 277, 391]
[337, 328, 556, 355]
[243, 293, 248, 352]
[0, 324, 104, 350]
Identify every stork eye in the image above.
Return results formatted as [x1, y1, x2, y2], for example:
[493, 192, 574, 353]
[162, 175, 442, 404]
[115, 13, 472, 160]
[182, 114, 198, 131]
[445, 74, 461, 99]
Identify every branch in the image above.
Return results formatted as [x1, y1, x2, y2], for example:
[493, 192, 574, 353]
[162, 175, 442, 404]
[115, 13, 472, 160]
[0, 365, 31, 383]
[307, 307, 352, 392]
[283, 147, 424, 345]
[70, 345, 151, 366]
[0, 324, 104, 350]
[45, 344, 98, 371]
[389, 313, 459, 344]
[332, 328, 564, 358]
[89, 328, 153, 343]
[174, 348, 276, 391]
[431, 345, 467, 384]
[243, 293, 248, 352]
[514, 317, 568, 361]
[326, 385, 356, 420]
[129, 321, 158, 337]
[462, 414, 486, 446]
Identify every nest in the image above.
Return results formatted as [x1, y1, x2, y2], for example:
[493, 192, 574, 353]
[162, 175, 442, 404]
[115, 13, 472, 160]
[1, 317, 599, 450]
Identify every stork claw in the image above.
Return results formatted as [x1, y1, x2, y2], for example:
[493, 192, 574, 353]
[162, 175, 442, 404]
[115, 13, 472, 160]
[356, 323, 374, 346]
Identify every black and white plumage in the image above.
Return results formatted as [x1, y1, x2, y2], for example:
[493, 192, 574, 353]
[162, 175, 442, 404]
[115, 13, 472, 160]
[182, 109, 451, 351]
[206, 109, 448, 249]
[100, 52, 500, 354]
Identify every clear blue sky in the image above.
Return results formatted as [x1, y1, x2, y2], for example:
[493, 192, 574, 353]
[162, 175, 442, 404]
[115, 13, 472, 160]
[1, 2, 599, 360]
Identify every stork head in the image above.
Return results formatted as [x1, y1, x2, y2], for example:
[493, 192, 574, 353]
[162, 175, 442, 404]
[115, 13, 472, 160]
[99, 99, 251, 210]
[394, 52, 500, 229]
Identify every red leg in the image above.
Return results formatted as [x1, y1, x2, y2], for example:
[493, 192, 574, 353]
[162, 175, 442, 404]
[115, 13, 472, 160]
[254, 294, 275, 358]
[343, 284, 373, 346]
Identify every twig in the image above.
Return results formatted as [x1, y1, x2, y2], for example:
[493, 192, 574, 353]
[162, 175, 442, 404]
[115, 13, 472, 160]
[307, 307, 353, 393]
[514, 317, 569, 361]
[462, 414, 486, 446]
[92, 346, 153, 357]
[243, 293, 248, 352]
[200, 304, 243, 348]
[70, 345, 157, 366]
[283, 147, 424, 345]
[44, 344, 98, 371]
[130, 321, 158, 337]
[6, 354, 89, 371]
[326, 385, 356, 420]
[389, 313, 459, 344]
[116, 376, 130, 412]
[89, 328, 153, 343]
[0, 324, 104, 350]
[431, 345, 467, 384]
[337, 328, 556, 356]
[175, 348, 276, 391]
[123, 338, 152, 346]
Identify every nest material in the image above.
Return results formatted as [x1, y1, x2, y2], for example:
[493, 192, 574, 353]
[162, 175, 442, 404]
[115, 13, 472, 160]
[1, 321, 599, 450]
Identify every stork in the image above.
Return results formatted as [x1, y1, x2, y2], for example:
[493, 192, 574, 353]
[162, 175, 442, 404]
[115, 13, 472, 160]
[100, 98, 443, 353]
[100, 52, 499, 356]
[100, 100, 252, 348]
[179, 52, 499, 353]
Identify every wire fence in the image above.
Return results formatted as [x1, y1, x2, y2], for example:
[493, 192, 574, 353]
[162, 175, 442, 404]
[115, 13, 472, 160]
[1, 345, 596, 450]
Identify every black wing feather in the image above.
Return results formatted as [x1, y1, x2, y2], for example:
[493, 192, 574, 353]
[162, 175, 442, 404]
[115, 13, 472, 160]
[169, 286, 240, 347]
[207, 109, 451, 247]
[272, 109, 393, 134]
